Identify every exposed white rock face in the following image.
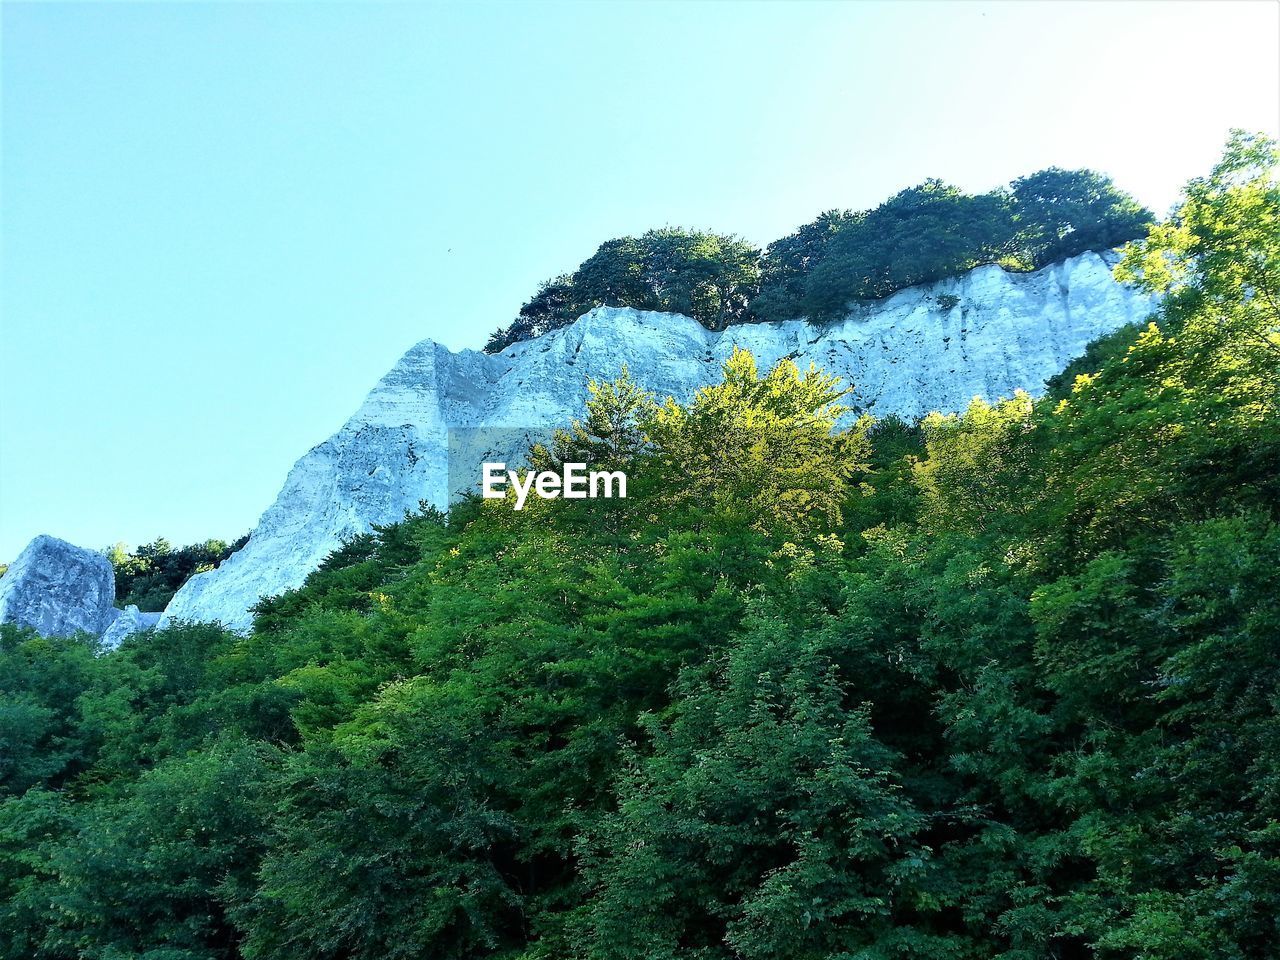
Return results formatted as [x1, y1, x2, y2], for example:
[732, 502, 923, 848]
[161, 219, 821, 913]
[0, 535, 118, 637]
[160, 250, 1154, 632]
[99, 604, 163, 650]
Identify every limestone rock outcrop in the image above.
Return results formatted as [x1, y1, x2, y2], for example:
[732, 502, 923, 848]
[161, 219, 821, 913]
[160, 250, 1156, 632]
[0, 535, 118, 637]
[99, 604, 164, 650]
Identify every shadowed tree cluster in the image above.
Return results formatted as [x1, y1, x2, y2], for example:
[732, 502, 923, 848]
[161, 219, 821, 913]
[108, 535, 248, 610]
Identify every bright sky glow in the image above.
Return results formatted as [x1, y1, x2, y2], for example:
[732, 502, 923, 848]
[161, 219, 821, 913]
[2, 0, 1277, 558]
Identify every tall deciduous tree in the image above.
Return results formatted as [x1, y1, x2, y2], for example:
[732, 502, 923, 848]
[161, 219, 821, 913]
[1010, 167, 1153, 268]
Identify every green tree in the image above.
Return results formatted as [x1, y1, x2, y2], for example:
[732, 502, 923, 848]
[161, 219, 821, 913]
[3, 136, 1278, 960]
[645, 347, 868, 543]
[753, 209, 861, 322]
[1010, 167, 1153, 268]
[487, 229, 761, 350]
[110, 535, 248, 611]
[579, 610, 942, 960]
[30, 740, 277, 960]
[534, 365, 656, 480]
[802, 181, 1017, 319]
[1117, 129, 1279, 347]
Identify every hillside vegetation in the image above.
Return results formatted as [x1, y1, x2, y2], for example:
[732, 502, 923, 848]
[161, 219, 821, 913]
[486, 167, 1152, 351]
[1, 134, 1277, 960]
[107, 536, 249, 611]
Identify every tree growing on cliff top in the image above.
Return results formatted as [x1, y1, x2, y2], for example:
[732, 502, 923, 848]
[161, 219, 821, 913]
[485, 229, 760, 351]
[488, 166, 1154, 345]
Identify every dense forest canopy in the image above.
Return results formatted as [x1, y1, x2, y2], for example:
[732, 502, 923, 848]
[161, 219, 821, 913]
[485, 166, 1153, 351]
[107, 536, 249, 611]
[2, 133, 1277, 960]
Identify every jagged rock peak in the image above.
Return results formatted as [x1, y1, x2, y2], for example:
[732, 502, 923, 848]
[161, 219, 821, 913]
[0, 535, 118, 638]
[160, 250, 1156, 632]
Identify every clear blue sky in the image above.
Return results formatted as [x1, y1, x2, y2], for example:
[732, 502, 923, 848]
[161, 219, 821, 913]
[2, 0, 1277, 560]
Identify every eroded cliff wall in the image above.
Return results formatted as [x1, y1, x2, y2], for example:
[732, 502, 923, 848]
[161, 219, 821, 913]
[160, 251, 1154, 631]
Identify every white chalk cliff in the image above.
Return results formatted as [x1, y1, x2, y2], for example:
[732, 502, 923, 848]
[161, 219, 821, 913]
[0, 535, 118, 637]
[159, 250, 1155, 631]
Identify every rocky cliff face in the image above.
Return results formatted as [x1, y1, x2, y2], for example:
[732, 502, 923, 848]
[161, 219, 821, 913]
[0, 535, 165, 646]
[0, 535, 118, 637]
[159, 250, 1155, 631]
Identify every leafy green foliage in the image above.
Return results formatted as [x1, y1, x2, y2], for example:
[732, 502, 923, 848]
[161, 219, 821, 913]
[750, 209, 862, 323]
[486, 229, 761, 351]
[488, 168, 1152, 347]
[1010, 167, 1155, 268]
[788, 169, 1152, 322]
[799, 180, 1019, 320]
[2, 135, 1276, 959]
[579, 610, 939, 960]
[109, 535, 249, 611]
